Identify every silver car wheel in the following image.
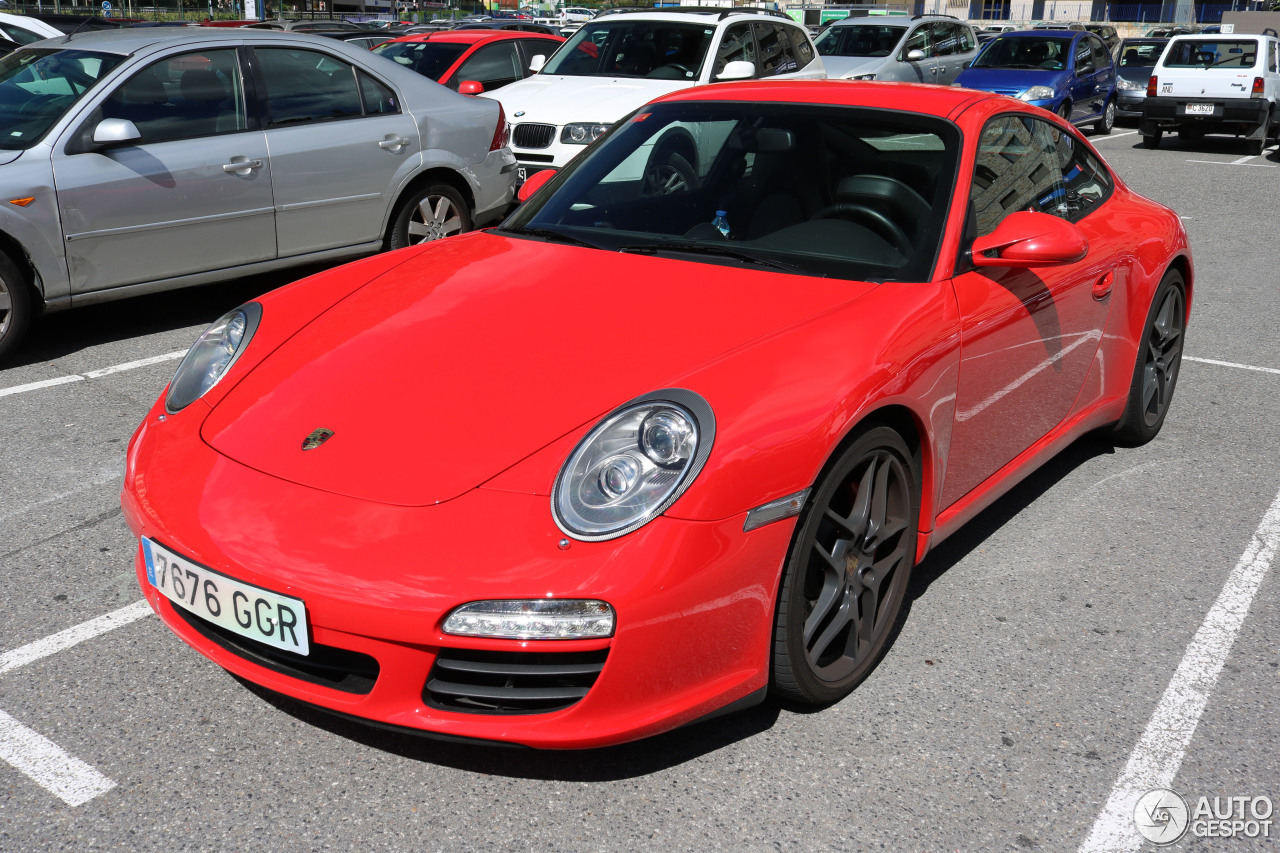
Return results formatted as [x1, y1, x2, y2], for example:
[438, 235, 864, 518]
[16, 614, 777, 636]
[407, 194, 465, 244]
[0, 252, 32, 362]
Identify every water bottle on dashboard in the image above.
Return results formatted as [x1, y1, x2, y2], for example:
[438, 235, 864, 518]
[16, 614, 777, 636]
[711, 210, 731, 238]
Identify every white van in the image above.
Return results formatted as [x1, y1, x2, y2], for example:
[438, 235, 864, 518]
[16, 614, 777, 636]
[1140, 32, 1280, 153]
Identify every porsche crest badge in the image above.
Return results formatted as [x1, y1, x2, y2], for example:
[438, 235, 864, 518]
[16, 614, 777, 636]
[301, 428, 334, 451]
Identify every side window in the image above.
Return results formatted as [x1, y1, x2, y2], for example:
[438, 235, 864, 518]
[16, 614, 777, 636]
[255, 48, 362, 126]
[958, 25, 977, 53]
[901, 26, 930, 59]
[970, 115, 1064, 236]
[1270, 41, 1278, 73]
[713, 23, 756, 77]
[754, 23, 799, 77]
[0, 24, 45, 45]
[357, 71, 399, 115]
[931, 23, 957, 57]
[785, 24, 816, 68]
[451, 42, 522, 91]
[1090, 38, 1111, 70]
[99, 49, 246, 144]
[1049, 124, 1113, 221]
[1075, 38, 1095, 74]
[517, 39, 555, 74]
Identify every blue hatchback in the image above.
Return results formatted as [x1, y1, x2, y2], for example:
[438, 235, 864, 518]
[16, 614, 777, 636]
[954, 30, 1118, 134]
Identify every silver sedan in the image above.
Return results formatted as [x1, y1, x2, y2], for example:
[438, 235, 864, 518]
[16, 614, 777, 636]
[0, 27, 517, 359]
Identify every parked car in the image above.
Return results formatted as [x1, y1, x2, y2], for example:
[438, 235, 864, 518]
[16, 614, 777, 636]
[316, 30, 394, 50]
[243, 19, 364, 32]
[1140, 32, 1280, 153]
[455, 21, 561, 36]
[813, 14, 979, 84]
[375, 29, 563, 93]
[1114, 37, 1168, 119]
[1148, 26, 1199, 38]
[955, 30, 1117, 134]
[1085, 23, 1120, 53]
[122, 79, 1191, 748]
[0, 27, 516, 359]
[0, 11, 63, 45]
[1033, 21, 1086, 31]
[488, 7, 824, 185]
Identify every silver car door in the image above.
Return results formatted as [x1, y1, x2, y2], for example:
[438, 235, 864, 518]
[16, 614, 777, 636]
[252, 46, 421, 257]
[52, 48, 275, 294]
[899, 25, 937, 84]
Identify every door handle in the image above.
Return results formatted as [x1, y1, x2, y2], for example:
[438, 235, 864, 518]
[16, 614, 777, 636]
[222, 156, 264, 176]
[1093, 270, 1114, 300]
[378, 134, 408, 152]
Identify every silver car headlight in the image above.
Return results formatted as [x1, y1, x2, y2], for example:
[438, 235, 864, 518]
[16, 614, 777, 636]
[552, 389, 715, 541]
[561, 122, 611, 144]
[165, 303, 262, 413]
[846, 72, 877, 80]
[1020, 85, 1056, 101]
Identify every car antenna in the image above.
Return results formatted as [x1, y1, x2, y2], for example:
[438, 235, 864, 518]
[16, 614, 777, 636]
[64, 14, 100, 42]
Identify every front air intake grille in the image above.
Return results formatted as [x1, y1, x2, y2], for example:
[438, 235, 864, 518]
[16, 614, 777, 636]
[172, 604, 379, 695]
[513, 123, 556, 149]
[425, 648, 608, 715]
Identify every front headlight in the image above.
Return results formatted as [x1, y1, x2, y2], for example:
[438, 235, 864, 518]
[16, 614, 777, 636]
[1020, 85, 1056, 101]
[165, 303, 262, 413]
[561, 122, 611, 144]
[846, 72, 877, 80]
[552, 389, 715, 541]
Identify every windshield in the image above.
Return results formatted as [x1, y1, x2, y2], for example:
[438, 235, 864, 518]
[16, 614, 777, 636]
[973, 36, 1072, 70]
[504, 101, 960, 283]
[374, 40, 468, 80]
[541, 20, 714, 79]
[1164, 39, 1259, 68]
[814, 25, 907, 58]
[0, 48, 123, 150]
[1118, 41, 1166, 67]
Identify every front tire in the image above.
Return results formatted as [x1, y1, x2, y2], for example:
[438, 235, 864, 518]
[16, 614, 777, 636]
[0, 251, 32, 362]
[1113, 269, 1186, 445]
[389, 184, 471, 250]
[771, 427, 920, 704]
[1093, 98, 1116, 135]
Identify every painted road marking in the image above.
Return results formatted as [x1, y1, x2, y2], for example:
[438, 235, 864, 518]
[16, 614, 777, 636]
[1092, 130, 1140, 141]
[1078, 484, 1280, 853]
[0, 600, 152, 676]
[1185, 159, 1277, 168]
[0, 710, 117, 807]
[0, 351, 184, 399]
[1183, 355, 1280, 376]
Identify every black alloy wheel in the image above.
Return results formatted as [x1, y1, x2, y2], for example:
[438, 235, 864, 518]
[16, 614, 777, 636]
[0, 251, 31, 362]
[1114, 269, 1186, 445]
[772, 427, 920, 704]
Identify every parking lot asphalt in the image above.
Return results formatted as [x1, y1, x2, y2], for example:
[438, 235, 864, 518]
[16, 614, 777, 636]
[1, 132, 1278, 853]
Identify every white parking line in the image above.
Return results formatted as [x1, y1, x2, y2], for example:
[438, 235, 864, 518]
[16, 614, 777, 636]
[1093, 130, 1140, 141]
[1078, 484, 1280, 853]
[0, 600, 152, 676]
[0, 351, 184, 400]
[1185, 159, 1277, 168]
[0, 710, 117, 807]
[1183, 356, 1280, 376]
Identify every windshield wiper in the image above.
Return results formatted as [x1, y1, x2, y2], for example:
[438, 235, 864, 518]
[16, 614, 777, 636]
[500, 225, 603, 249]
[619, 241, 809, 275]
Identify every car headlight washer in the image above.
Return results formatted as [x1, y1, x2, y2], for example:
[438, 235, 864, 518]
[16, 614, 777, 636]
[165, 302, 262, 414]
[552, 388, 715, 541]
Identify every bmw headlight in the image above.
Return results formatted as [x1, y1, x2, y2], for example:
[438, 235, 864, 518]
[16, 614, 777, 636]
[1020, 85, 1056, 101]
[165, 303, 262, 413]
[561, 122, 611, 144]
[552, 389, 715, 541]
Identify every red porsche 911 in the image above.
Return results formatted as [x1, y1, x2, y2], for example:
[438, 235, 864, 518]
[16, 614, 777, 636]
[123, 81, 1191, 748]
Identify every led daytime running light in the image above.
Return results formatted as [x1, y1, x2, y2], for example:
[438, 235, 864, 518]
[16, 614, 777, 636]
[443, 599, 615, 639]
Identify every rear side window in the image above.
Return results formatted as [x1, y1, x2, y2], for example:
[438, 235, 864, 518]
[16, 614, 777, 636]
[1163, 39, 1259, 68]
[754, 22, 799, 76]
[713, 22, 756, 76]
[784, 24, 816, 67]
[255, 48, 388, 126]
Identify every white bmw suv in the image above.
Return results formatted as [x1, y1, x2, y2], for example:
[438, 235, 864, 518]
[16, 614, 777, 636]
[482, 7, 825, 184]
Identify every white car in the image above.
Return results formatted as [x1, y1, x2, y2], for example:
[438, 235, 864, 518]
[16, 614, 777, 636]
[1140, 32, 1280, 153]
[559, 6, 594, 25]
[484, 8, 825, 184]
[0, 12, 62, 46]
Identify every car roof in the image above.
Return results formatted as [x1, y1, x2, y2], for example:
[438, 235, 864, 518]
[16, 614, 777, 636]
[388, 30, 559, 45]
[30, 26, 363, 54]
[590, 8, 792, 24]
[998, 29, 1079, 40]
[656, 79, 990, 118]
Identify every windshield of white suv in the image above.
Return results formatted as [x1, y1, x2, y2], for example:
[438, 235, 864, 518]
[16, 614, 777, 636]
[973, 36, 1072, 70]
[540, 20, 715, 79]
[814, 25, 907, 58]
[0, 48, 122, 150]
[1164, 39, 1259, 68]
[503, 101, 961, 283]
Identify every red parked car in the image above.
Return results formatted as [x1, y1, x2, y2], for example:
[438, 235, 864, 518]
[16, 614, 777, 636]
[123, 81, 1190, 748]
[374, 29, 563, 93]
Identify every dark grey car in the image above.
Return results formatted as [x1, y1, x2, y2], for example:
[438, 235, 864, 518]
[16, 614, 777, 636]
[0, 28, 516, 359]
[1115, 37, 1168, 118]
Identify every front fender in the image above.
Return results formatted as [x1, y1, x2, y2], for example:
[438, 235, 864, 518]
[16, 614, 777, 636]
[0, 151, 70, 305]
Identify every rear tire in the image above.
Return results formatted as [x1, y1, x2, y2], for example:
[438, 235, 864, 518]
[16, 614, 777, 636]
[1113, 269, 1186, 446]
[0, 251, 32, 362]
[1142, 129, 1163, 149]
[388, 183, 471, 250]
[1178, 127, 1204, 142]
[1247, 135, 1266, 156]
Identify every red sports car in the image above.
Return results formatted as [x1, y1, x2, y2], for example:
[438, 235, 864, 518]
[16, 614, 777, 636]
[123, 81, 1191, 748]
[373, 29, 563, 93]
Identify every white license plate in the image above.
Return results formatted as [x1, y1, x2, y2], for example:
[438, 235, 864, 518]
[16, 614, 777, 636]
[517, 166, 527, 184]
[143, 537, 310, 656]
[1185, 103, 1214, 115]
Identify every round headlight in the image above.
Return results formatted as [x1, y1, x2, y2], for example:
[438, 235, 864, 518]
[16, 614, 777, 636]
[165, 303, 262, 413]
[552, 389, 715, 541]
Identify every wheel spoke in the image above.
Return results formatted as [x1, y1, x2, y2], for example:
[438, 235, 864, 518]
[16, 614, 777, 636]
[865, 455, 892, 544]
[1141, 363, 1158, 413]
[802, 555, 844, 645]
[407, 221, 431, 237]
[807, 592, 854, 663]
[439, 216, 462, 234]
[0, 290, 9, 313]
[416, 198, 434, 220]
[431, 197, 451, 224]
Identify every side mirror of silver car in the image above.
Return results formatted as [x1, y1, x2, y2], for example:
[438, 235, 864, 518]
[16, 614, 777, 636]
[906, 49, 926, 62]
[92, 118, 142, 147]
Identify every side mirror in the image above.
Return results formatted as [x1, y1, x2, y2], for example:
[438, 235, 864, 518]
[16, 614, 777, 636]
[906, 49, 926, 62]
[715, 60, 755, 81]
[517, 168, 555, 203]
[529, 54, 546, 73]
[970, 211, 1088, 268]
[92, 118, 142, 147]
[458, 80, 484, 95]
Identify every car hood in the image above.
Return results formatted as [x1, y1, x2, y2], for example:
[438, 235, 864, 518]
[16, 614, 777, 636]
[482, 73, 692, 126]
[0, 150, 24, 167]
[954, 67, 1067, 94]
[818, 56, 886, 78]
[201, 232, 871, 507]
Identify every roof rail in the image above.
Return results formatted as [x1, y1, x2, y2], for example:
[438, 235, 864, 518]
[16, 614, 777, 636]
[594, 6, 788, 19]
[911, 13, 959, 20]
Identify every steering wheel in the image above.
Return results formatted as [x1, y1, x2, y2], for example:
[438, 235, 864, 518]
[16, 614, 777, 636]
[812, 202, 911, 255]
[660, 63, 693, 76]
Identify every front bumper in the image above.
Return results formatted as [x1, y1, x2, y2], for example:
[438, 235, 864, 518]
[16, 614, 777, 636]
[1140, 95, 1270, 137]
[122, 399, 791, 748]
